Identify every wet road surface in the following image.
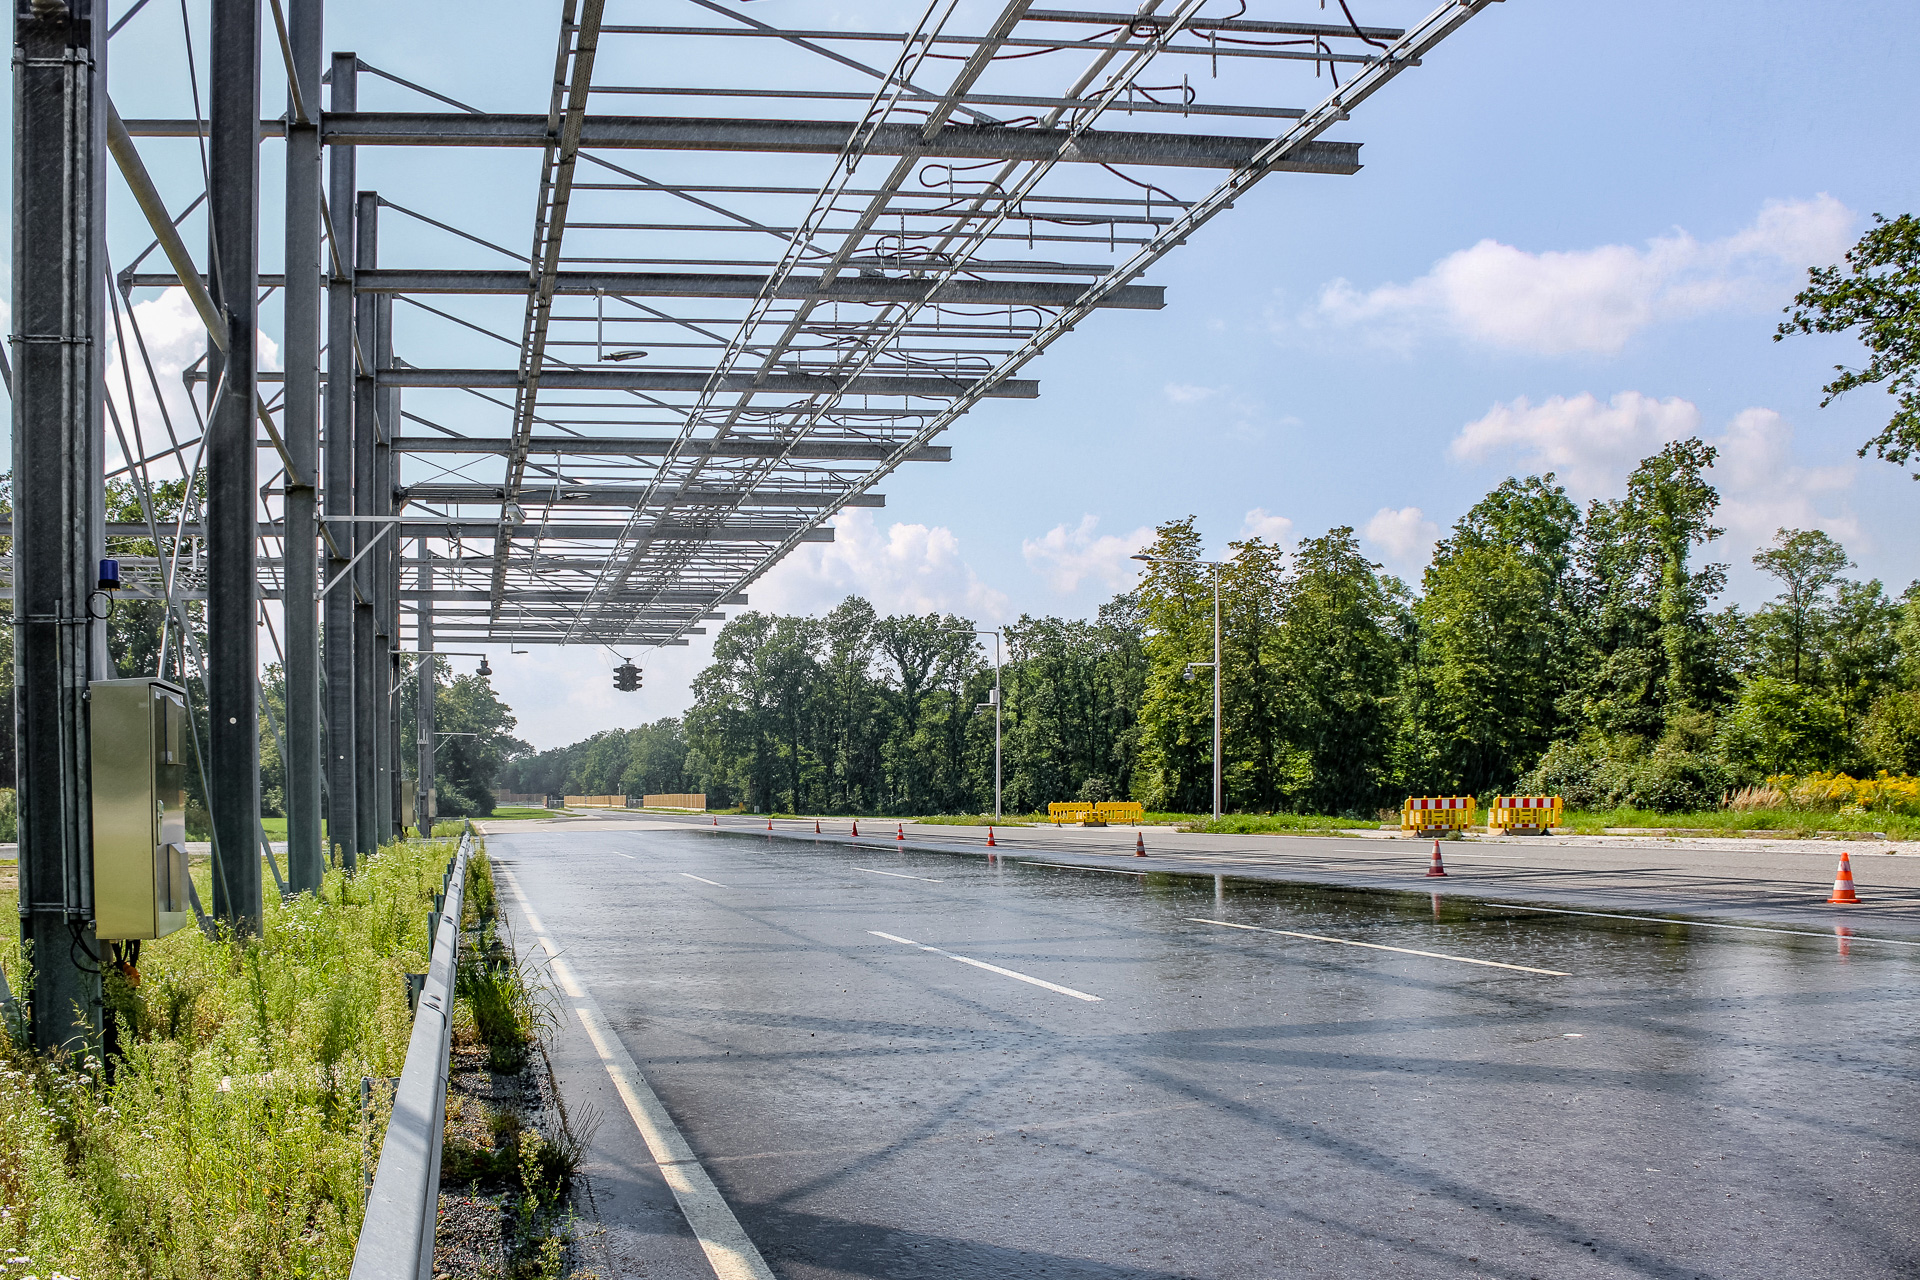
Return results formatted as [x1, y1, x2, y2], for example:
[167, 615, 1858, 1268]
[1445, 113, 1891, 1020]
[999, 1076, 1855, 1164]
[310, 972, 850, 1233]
[488, 825, 1920, 1280]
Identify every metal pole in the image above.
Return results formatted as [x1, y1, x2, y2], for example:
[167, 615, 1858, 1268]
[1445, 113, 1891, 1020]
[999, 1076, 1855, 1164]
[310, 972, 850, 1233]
[992, 631, 1001, 820]
[1212, 563, 1222, 822]
[352, 188, 379, 857]
[373, 286, 395, 843]
[282, 0, 323, 892]
[207, 0, 263, 930]
[415, 543, 435, 836]
[322, 51, 358, 870]
[380, 293, 403, 844]
[12, 0, 107, 1051]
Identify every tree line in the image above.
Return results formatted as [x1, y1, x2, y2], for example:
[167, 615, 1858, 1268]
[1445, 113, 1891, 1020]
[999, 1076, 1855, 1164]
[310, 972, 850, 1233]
[499, 439, 1920, 817]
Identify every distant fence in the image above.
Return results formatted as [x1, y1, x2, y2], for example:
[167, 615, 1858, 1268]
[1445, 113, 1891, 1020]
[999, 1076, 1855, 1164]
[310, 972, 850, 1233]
[494, 792, 547, 807]
[564, 795, 627, 809]
[643, 793, 707, 811]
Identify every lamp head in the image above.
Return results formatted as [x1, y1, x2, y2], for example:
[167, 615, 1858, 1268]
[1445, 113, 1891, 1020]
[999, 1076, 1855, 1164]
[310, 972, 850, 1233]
[477, 656, 492, 678]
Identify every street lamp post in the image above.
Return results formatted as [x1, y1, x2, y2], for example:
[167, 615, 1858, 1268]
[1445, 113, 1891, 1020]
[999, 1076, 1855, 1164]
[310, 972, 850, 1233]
[950, 627, 1003, 820]
[1133, 553, 1226, 821]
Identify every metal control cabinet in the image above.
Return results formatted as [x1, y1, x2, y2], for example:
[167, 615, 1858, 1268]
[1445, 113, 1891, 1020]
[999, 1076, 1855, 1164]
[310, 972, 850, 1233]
[90, 678, 190, 940]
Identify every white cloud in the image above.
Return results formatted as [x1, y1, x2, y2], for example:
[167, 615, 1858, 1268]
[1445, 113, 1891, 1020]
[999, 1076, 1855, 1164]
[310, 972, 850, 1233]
[754, 508, 1010, 621]
[1239, 507, 1295, 545]
[1710, 407, 1858, 550]
[1450, 391, 1860, 555]
[1363, 506, 1440, 569]
[1022, 514, 1153, 593]
[105, 287, 280, 479]
[1451, 391, 1700, 498]
[1315, 195, 1853, 355]
[1163, 382, 1220, 404]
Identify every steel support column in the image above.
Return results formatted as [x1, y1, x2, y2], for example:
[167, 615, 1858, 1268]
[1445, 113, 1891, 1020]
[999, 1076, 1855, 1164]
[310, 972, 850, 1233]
[206, 0, 262, 930]
[374, 289, 397, 841]
[282, 0, 323, 892]
[352, 189, 379, 856]
[322, 51, 357, 868]
[11, 0, 106, 1051]
[414, 543, 434, 837]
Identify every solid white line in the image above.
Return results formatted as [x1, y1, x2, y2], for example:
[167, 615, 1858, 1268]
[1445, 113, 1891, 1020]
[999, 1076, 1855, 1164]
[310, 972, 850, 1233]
[1189, 918, 1571, 976]
[868, 930, 1102, 1001]
[1021, 861, 1146, 876]
[1491, 902, 1920, 947]
[497, 867, 776, 1280]
[852, 866, 944, 882]
[618, 853, 636, 860]
[681, 873, 727, 887]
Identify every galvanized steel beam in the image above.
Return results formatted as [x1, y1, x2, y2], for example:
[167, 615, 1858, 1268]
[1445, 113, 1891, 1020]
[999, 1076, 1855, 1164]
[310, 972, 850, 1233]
[206, 0, 264, 932]
[11, 0, 107, 1051]
[282, 0, 324, 894]
[323, 50, 358, 870]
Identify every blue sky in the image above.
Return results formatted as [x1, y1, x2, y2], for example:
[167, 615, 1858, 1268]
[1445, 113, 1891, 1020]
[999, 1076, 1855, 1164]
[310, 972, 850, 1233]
[44, 0, 1920, 748]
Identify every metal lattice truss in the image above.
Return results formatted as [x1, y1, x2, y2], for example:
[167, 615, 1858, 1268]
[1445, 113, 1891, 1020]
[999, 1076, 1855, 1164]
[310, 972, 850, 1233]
[114, 0, 1499, 651]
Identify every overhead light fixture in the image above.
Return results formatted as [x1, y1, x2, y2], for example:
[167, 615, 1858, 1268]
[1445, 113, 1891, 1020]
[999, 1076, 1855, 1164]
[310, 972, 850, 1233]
[604, 349, 649, 362]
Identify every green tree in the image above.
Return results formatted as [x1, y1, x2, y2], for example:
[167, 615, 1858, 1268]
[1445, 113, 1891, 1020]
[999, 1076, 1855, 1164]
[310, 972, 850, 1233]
[1001, 602, 1147, 812]
[1750, 527, 1852, 684]
[1271, 527, 1403, 814]
[1577, 440, 1729, 736]
[1717, 674, 1850, 778]
[1409, 476, 1584, 795]
[1777, 213, 1920, 475]
[1219, 537, 1288, 812]
[1132, 518, 1214, 811]
[424, 665, 526, 816]
[1860, 689, 1920, 774]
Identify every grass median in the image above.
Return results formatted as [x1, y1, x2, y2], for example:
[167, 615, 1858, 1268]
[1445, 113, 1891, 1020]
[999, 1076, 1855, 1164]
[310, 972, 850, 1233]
[0, 836, 460, 1279]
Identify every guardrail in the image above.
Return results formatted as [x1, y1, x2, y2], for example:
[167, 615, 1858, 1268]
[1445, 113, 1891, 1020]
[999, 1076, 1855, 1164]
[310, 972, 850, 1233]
[348, 823, 473, 1280]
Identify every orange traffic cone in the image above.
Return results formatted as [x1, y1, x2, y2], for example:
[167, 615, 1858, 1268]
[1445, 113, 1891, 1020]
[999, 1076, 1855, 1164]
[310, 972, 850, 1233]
[1135, 831, 1146, 857]
[896, 823, 905, 841]
[767, 816, 773, 832]
[1426, 840, 1447, 877]
[815, 819, 821, 834]
[851, 820, 859, 838]
[711, 815, 717, 826]
[987, 827, 996, 847]
[1828, 850, 1861, 904]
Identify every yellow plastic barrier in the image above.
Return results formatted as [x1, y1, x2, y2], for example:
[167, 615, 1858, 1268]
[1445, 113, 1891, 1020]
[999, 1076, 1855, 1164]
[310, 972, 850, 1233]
[1488, 795, 1561, 833]
[1048, 801, 1094, 825]
[1096, 801, 1145, 825]
[1402, 796, 1476, 834]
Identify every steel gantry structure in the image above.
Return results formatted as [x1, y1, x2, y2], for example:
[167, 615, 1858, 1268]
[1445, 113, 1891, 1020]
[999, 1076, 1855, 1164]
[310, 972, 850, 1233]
[8, 0, 1499, 1048]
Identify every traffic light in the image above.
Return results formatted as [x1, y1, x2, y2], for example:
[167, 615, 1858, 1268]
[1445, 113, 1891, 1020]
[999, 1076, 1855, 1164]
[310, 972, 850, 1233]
[613, 661, 641, 692]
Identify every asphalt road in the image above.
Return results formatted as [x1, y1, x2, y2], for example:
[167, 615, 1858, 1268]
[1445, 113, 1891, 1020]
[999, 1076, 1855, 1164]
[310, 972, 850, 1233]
[487, 824, 1920, 1280]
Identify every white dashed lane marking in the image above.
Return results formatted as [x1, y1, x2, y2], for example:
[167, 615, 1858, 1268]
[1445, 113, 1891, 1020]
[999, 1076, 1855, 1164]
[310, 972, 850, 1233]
[869, 930, 1102, 1002]
[1189, 918, 1572, 976]
[852, 866, 944, 883]
[681, 873, 727, 887]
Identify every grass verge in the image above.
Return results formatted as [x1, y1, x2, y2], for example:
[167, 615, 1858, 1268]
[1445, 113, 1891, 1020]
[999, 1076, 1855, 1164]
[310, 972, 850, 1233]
[485, 808, 557, 822]
[1556, 807, 1920, 840]
[1185, 813, 1368, 835]
[0, 835, 457, 1279]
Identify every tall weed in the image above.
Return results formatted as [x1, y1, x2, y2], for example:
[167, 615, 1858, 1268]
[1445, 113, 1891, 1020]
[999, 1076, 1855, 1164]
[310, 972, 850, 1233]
[0, 835, 460, 1279]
